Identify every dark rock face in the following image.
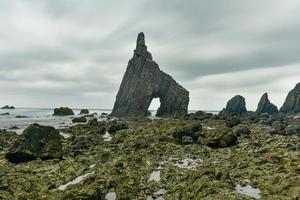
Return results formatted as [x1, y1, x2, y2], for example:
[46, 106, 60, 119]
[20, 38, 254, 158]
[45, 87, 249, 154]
[5, 123, 63, 163]
[1, 105, 15, 109]
[280, 82, 300, 113]
[53, 107, 74, 116]
[219, 95, 247, 116]
[79, 109, 89, 115]
[256, 93, 278, 115]
[111, 32, 189, 117]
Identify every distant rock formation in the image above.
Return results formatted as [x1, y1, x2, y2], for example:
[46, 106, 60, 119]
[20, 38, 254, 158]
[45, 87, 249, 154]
[256, 93, 278, 115]
[280, 82, 300, 113]
[53, 107, 74, 116]
[219, 95, 247, 116]
[5, 123, 63, 163]
[1, 105, 15, 109]
[111, 32, 189, 117]
[79, 109, 89, 115]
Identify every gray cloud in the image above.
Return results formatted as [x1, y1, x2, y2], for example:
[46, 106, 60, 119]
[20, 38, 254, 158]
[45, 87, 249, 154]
[0, 0, 300, 110]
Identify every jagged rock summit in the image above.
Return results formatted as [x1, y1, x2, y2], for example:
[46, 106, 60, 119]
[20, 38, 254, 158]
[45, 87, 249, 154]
[280, 82, 300, 113]
[219, 95, 247, 116]
[111, 32, 189, 117]
[256, 93, 278, 115]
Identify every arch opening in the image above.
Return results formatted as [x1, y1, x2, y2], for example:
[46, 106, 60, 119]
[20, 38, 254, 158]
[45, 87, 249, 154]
[148, 97, 161, 117]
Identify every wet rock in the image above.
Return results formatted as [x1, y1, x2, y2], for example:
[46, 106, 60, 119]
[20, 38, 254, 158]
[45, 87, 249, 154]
[280, 82, 300, 113]
[53, 107, 74, 116]
[256, 93, 278, 116]
[5, 123, 63, 163]
[219, 95, 247, 116]
[0, 112, 9, 115]
[111, 32, 189, 118]
[169, 122, 202, 144]
[107, 120, 129, 133]
[1, 105, 15, 109]
[201, 125, 237, 148]
[79, 109, 89, 115]
[72, 116, 87, 123]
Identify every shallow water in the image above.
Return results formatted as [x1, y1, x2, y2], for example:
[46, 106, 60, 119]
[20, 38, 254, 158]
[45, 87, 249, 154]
[235, 184, 261, 199]
[148, 170, 161, 182]
[103, 131, 112, 141]
[58, 172, 94, 191]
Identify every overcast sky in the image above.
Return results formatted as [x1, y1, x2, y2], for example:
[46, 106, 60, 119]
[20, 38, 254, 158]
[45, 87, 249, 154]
[0, 0, 300, 111]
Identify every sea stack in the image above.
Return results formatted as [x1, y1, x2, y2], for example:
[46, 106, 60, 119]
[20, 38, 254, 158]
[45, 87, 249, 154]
[219, 95, 247, 116]
[256, 93, 278, 115]
[111, 32, 189, 117]
[280, 82, 300, 113]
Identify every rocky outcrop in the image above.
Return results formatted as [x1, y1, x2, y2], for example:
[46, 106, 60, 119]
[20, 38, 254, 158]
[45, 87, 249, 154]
[5, 123, 63, 163]
[111, 32, 189, 118]
[219, 95, 247, 116]
[280, 82, 300, 113]
[79, 109, 89, 115]
[1, 105, 15, 109]
[256, 93, 278, 115]
[53, 107, 74, 116]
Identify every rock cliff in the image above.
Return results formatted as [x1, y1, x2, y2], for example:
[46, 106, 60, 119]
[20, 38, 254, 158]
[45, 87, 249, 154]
[280, 82, 300, 113]
[111, 33, 189, 117]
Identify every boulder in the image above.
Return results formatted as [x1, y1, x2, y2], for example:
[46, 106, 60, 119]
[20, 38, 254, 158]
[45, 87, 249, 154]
[219, 95, 247, 116]
[256, 93, 278, 115]
[1, 105, 15, 109]
[5, 123, 63, 163]
[107, 120, 129, 133]
[79, 109, 89, 115]
[280, 82, 300, 113]
[169, 122, 202, 144]
[186, 111, 214, 120]
[72, 116, 87, 123]
[111, 32, 189, 118]
[53, 107, 74, 116]
[201, 125, 237, 148]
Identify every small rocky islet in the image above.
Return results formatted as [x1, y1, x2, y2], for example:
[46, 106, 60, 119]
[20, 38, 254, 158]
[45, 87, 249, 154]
[0, 33, 300, 199]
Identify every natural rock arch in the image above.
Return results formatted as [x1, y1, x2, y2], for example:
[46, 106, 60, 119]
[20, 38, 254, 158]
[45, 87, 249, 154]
[111, 33, 189, 117]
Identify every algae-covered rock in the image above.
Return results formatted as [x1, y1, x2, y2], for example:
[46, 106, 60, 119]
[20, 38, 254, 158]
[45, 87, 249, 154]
[5, 123, 63, 163]
[224, 115, 240, 128]
[53, 107, 74, 116]
[107, 119, 128, 133]
[169, 122, 202, 144]
[72, 116, 87, 123]
[201, 125, 237, 148]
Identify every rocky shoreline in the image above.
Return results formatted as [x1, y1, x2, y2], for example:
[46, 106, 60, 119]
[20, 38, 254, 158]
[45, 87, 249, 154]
[0, 110, 299, 199]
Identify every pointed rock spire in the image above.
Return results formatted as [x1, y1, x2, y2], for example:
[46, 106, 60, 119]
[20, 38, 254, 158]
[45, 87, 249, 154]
[133, 32, 152, 60]
[280, 82, 300, 113]
[256, 93, 278, 115]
